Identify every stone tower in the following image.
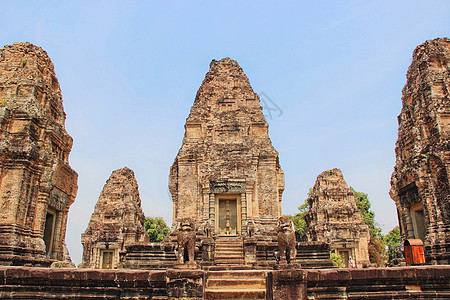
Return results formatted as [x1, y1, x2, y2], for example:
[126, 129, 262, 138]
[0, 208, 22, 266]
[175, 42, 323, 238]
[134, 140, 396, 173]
[304, 169, 370, 268]
[169, 58, 284, 237]
[81, 167, 149, 269]
[390, 38, 450, 264]
[0, 43, 78, 266]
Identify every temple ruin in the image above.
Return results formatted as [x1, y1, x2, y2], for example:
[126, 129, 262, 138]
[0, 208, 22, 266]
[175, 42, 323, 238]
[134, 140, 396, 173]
[390, 37, 450, 264]
[169, 57, 284, 235]
[304, 168, 370, 268]
[1, 39, 450, 299]
[122, 58, 334, 272]
[0, 43, 78, 266]
[81, 167, 148, 269]
[168, 57, 286, 266]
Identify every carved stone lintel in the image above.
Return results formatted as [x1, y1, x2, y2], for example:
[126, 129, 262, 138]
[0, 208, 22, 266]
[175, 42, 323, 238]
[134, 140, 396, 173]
[210, 180, 246, 194]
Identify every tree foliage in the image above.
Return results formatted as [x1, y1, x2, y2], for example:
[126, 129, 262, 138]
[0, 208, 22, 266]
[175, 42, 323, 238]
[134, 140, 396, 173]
[330, 251, 345, 268]
[287, 189, 311, 241]
[351, 187, 387, 266]
[144, 217, 169, 242]
[351, 188, 381, 236]
[383, 226, 401, 262]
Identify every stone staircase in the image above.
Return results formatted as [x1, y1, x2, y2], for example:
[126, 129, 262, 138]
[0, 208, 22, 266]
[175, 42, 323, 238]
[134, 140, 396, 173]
[296, 242, 336, 269]
[205, 270, 267, 299]
[214, 236, 244, 266]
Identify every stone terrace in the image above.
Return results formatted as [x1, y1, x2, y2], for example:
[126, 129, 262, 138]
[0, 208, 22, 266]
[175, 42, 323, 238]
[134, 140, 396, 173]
[0, 266, 449, 299]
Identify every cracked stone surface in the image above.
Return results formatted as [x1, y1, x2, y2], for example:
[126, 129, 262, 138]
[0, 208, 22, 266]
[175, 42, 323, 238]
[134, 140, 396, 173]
[390, 37, 450, 264]
[81, 167, 148, 269]
[304, 168, 370, 268]
[169, 57, 284, 238]
[0, 42, 78, 266]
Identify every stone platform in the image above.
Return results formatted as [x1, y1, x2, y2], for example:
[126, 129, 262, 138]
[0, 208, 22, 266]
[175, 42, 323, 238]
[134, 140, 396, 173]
[1, 266, 449, 299]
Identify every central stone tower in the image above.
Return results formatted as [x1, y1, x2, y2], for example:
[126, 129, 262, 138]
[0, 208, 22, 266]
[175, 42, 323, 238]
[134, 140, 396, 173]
[169, 57, 284, 237]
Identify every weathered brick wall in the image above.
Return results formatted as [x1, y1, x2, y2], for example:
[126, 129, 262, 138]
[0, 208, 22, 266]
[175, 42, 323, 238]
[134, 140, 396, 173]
[306, 266, 450, 299]
[390, 37, 450, 264]
[0, 267, 169, 299]
[1, 266, 449, 299]
[0, 42, 78, 266]
[81, 167, 149, 269]
[304, 169, 370, 268]
[169, 58, 284, 238]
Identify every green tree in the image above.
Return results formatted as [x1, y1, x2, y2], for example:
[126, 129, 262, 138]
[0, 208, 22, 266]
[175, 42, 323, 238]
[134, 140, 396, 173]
[351, 187, 387, 266]
[383, 226, 401, 262]
[144, 217, 169, 242]
[287, 188, 311, 241]
[330, 251, 345, 268]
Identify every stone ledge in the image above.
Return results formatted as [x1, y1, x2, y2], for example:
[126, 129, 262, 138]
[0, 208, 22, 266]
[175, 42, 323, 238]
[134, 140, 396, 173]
[0, 266, 449, 299]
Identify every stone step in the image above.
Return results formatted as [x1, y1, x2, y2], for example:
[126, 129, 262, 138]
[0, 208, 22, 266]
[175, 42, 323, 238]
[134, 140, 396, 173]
[204, 288, 266, 300]
[215, 243, 243, 247]
[207, 278, 265, 289]
[215, 249, 244, 254]
[205, 265, 257, 271]
[215, 239, 242, 242]
[207, 270, 266, 279]
[215, 254, 244, 260]
[205, 270, 267, 299]
[215, 259, 245, 265]
[215, 242, 243, 246]
[215, 246, 243, 251]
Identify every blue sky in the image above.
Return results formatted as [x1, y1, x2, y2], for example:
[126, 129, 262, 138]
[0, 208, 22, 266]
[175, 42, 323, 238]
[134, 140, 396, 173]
[2, 1, 449, 265]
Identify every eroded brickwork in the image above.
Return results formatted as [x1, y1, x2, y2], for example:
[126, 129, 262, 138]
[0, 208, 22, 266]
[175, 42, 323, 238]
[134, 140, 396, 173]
[0, 43, 77, 266]
[81, 167, 148, 269]
[390, 37, 450, 264]
[304, 169, 370, 268]
[169, 58, 284, 237]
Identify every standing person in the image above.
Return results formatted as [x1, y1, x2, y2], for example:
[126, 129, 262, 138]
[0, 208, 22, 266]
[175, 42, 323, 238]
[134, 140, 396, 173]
[349, 256, 356, 268]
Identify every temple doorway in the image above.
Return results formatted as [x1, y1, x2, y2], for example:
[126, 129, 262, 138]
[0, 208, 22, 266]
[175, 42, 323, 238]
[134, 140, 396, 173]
[216, 196, 240, 235]
[43, 211, 56, 256]
[338, 249, 350, 268]
[100, 250, 114, 269]
[410, 203, 426, 241]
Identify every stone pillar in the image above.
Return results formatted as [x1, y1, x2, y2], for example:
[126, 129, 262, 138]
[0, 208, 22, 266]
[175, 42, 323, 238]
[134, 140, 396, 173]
[246, 184, 253, 219]
[57, 208, 70, 260]
[166, 269, 204, 299]
[52, 211, 62, 259]
[201, 238, 215, 265]
[244, 238, 257, 265]
[271, 270, 307, 300]
[33, 191, 50, 237]
[241, 192, 247, 233]
[203, 187, 209, 220]
[209, 193, 215, 220]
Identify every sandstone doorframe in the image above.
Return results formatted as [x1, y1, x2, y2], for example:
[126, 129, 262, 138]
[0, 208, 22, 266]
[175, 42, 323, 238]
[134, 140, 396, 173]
[214, 194, 241, 235]
[409, 202, 426, 241]
[94, 243, 120, 269]
[209, 180, 247, 236]
[43, 209, 56, 257]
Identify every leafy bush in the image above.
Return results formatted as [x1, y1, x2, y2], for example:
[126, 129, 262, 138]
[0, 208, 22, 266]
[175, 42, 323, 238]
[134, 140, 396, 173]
[144, 217, 169, 242]
[383, 226, 401, 262]
[352, 187, 387, 266]
[330, 251, 345, 268]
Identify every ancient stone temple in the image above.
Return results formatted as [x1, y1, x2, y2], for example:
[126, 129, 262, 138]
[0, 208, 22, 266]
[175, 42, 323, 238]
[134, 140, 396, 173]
[0, 43, 78, 266]
[390, 38, 450, 264]
[304, 169, 370, 268]
[122, 58, 334, 272]
[81, 167, 148, 269]
[169, 57, 284, 236]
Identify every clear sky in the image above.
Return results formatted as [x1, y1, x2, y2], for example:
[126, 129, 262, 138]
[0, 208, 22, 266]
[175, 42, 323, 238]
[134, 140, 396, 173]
[2, 1, 449, 265]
